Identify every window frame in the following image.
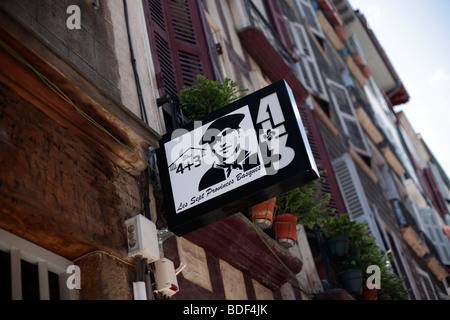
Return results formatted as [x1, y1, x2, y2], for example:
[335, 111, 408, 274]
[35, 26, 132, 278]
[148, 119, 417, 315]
[288, 21, 329, 102]
[294, 0, 325, 39]
[327, 78, 371, 158]
[0, 228, 76, 300]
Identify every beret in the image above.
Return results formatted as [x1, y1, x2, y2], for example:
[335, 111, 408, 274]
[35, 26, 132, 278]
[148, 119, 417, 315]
[200, 113, 245, 145]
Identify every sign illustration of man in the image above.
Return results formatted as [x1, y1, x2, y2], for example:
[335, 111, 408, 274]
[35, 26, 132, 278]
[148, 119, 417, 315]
[198, 113, 259, 191]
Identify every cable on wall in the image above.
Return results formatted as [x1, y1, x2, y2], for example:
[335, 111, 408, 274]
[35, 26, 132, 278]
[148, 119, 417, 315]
[0, 39, 159, 176]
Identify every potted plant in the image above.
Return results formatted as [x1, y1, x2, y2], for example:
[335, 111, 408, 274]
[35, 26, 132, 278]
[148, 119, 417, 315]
[247, 197, 277, 229]
[321, 213, 367, 258]
[320, 215, 364, 295]
[272, 213, 298, 248]
[330, 218, 409, 299]
[338, 267, 363, 295]
[273, 174, 332, 247]
[180, 74, 248, 121]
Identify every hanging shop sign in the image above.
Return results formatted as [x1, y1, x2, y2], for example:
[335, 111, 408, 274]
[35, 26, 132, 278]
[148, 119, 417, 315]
[157, 80, 319, 236]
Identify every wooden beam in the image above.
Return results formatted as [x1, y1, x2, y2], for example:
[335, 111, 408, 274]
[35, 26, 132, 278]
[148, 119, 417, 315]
[382, 146, 406, 177]
[349, 147, 379, 185]
[425, 256, 450, 282]
[311, 95, 339, 136]
[317, 10, 343, 50]
[355, 108, 384, 144]
[400, 226, 429, 258]
[345, 55, 368, 87]
[0, 16, 161, 176]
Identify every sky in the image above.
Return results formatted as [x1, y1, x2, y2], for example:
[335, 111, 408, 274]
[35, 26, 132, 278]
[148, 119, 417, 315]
[348, 0, 450, 179]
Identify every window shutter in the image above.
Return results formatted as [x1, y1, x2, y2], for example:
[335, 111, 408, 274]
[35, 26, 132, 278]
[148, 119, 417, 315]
[263, 0, 294, 53]
[289, 22, 328, 101]
[332, 153, 386, 251]
[416, 267, 438, 300]
[143, 0, 213, 97]
[420, 207, 450, 265]
[295, 0, 324, 38]
[327, 79, 371, 157]
[298, 104, 347, 215]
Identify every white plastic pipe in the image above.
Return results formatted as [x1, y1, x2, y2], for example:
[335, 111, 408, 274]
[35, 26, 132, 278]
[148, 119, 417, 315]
[133, 281, 147, 300]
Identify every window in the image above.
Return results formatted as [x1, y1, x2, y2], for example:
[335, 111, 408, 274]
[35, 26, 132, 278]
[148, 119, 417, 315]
[288, 22, 329, 102]
[297, 104, 347, 215]
[143, 0, 213, 129]
[332, 153, 386, 251]
[416, 267, 438, 300]
[294, 0, 325, 39]
[327, 79, 371, 158]
[263, 0, 294, 53]
[419, 207, 450, 265]
[0, 228, 76, 300]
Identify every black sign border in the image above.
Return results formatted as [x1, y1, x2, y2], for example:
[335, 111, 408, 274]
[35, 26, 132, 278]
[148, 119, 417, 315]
[157, 80, 319, 236]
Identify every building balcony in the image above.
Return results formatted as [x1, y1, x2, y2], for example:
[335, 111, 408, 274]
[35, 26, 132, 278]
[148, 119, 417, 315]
[237, 0, 308, 102]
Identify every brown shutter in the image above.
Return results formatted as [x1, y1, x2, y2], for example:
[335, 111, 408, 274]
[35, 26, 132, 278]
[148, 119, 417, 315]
[263, 0, 294, 53]
[298, 104, 347, 215]
[143, 0, 213, 97]
[423, 167, 449, 216]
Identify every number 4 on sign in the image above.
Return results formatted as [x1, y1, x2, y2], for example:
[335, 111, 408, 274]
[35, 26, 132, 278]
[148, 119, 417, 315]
[256, 92, 285, 126]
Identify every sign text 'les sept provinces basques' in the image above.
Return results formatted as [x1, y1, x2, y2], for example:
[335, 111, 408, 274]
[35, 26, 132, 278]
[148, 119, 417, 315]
[157, 80, 319, 236]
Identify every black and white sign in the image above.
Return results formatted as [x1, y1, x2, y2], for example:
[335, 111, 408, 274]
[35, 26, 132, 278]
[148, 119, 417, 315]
[157, 80, 319, 236]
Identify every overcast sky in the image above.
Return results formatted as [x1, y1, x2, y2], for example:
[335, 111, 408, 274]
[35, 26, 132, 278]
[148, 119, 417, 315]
[348, 0, 450, 178]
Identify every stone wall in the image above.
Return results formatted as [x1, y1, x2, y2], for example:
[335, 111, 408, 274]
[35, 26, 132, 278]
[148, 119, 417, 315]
[1, 0, 121, 101]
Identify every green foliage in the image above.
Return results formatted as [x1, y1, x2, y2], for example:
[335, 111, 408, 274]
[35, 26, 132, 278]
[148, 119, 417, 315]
[276, 173, 333, 229]
[322, 213, 366, 247]
[180, 74, 248, 120]
[327, 214, 410, 300]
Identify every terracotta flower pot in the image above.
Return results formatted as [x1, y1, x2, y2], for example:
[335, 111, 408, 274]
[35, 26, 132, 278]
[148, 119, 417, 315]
[319, 0, 334, 14]
[361, 283, 378, 300]
[352, 53, 364, 66]
[335, 25, 347, 41]
[361, 65, 371, 78]
[272, 213, 297, 248]
[248, 197, 277, 229]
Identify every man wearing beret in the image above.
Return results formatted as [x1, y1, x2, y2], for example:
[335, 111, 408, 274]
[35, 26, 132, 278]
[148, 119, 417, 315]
[198, 113, 259, 191]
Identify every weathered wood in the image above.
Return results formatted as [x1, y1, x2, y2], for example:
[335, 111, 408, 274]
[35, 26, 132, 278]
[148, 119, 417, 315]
[0, 18, 161, 176]
[0, 80, 142, 260]
[184, 213, 303, 291]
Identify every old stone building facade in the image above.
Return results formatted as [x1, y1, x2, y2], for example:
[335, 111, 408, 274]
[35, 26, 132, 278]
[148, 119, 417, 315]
[0, 0, 448, 301]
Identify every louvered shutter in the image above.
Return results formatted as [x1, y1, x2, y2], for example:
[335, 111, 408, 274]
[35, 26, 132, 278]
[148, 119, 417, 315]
[327, 79, 371, 157]
[298, 104, 347, 214]
[332, 153, 386, 251]
[420, 207, 450, 265]
[424, 167, 449, 216]
[289, 22, 328, 101]
[263, 0, 294, 53]
[143, 0, 213, 97]
[295, 0, 324, 38]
